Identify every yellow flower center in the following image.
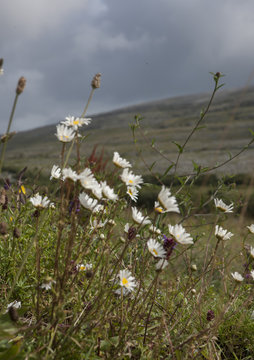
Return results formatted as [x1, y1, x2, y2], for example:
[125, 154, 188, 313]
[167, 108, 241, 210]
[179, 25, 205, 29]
[155, 207, 163, 213]
[80, 265, 85, 271]
[19, 185, 26, 195]
[152, 249, 158, 256]
[129, 179, 133, 184]
[74, 120, 79, 125]
[122, 278, 128, 285]
[128, 189, 133, 195]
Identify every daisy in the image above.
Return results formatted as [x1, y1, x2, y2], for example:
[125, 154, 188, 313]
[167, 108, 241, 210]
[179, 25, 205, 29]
[62, 168, 78, 182]
[62, 115, 91, 130]
[157, 186, 180, 213]
[7, 300, 21, 310]
[50, 165, 61, 180]
[214, 198, 234, 213]
[215, 225, 233, 241]
[231, 272, 244, 282]
[126, 186, 139, 202]
[155, 258, 169, 270]
[149, 225, 161, 235]
[41, 279, 56, 291]
[147, 238, 166, 258]
[131, 207, 151, 225]
[101, 181, 118, 201]
[247, 224, 254, 234]
[250, 246, 254, 259]
[30, 193, 52, 208]
[168, 224, 193, 245]
[76, 263, 92, 272]
[79, 168, 97, 190]
[79, 192, 103, 213]
[118, 269, 136, 292]
[120, 168, 143, 189]
[55, 124, 75, 143]
[91, 182, 103, 200]
[113, 152, 132, 168]
[250, 270, 254, 280]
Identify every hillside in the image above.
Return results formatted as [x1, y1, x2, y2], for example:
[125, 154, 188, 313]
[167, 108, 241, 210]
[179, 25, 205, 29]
[3, 86, 254, 178]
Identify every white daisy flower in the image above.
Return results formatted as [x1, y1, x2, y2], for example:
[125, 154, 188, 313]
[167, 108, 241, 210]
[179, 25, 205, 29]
[101, 181, 118, 201]
[247, 224, 254, 234]
[90, 218, 107, 230]
[168, 224, 193, 245]
[62, 168, 78, 182]
[113, 152, 132, 168]
[76, 263, 93, 272]
[127, 186, 139, 202]
[7, 300, 21, 310]
[147, 238, 166, 258]
[231, 272, 244, 282]
[157, 186, 180, 213]
[250, 246, 254, 259]
[118, 269, 136, 292]
[62, 115, 91, 130]
[79, 192, 104, 213]
[155, 258, 169, 270]
[149, 225, 161, 235]
[79, 168, 97, 190]
[30, 193, 52, 208]
[214, 198, 234, 213]
[131, 207, 151, 225]
[40, 279, 56, 291]
[55, 124, 75, 143]
[154, 201, 165, 214]
[215, 225, 233, 241]
[124, 223, 130, 233]
[120, 168, 143, 189]
[250, 270, 254, 280]
[50, 165, 61, 180]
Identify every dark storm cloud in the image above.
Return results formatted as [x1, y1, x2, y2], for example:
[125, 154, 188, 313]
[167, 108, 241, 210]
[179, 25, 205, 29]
[1, 0, 254, 132]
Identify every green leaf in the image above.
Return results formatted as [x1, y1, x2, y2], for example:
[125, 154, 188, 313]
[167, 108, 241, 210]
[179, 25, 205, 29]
[162, 163, 174, 177]
[172, 141, 183, 153]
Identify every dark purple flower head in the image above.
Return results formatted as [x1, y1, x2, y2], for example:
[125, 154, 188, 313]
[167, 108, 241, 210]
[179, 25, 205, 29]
[163, 235, 177, 259]
[3, 179, 11, 190]
[206, 310, 215, 321]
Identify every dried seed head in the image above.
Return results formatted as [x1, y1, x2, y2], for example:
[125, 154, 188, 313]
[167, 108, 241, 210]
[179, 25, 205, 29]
[206, 310, 215, 321]
[1, 132, 16, 143]
[8, 306, 19, 322]
[127, 226, 137, 241]
[0, 189, 6, 205]
[13, 227, 21, 238]
[0, 222, 8, 235]
[16, 76, 26, 95]
[91, 73, 101, 89]
[0, 58, 3, 68]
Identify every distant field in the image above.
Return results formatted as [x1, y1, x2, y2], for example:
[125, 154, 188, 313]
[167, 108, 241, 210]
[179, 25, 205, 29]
[3, 86, 254, 178]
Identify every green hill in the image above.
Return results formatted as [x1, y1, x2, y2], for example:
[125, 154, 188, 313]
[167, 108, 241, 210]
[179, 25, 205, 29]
[3, 86, 254, 178]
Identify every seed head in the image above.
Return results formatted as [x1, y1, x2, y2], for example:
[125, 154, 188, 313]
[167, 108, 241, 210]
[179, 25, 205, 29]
[16, 76, 26, 95]
[206, 310, 215, 321]
[91, 73, 101, 89]
[0, 222, 7, 235]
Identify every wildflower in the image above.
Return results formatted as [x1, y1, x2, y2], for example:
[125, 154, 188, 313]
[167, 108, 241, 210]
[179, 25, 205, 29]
[214, 198, 234, 213]
[250, 270, 254, 280]
[62, 115, 91, 130]
[62, 168, 78, 182]
[7, 300, 21, 310]
[90, 218, 107, 230]
[30, 193, 52, 208]
[127, 226, 137, 240]
[147, 238, 166, 258]
[163, 235, 177, 259]
[250, 246, 254, 259]
[124, 223, 130, 233]
[168, 224, 193, 245]
[41, 279, 56, 291]
[79, 192, 103, 213]
[231, 272, 244, 282]
[215, 225, 233, 241]
[157, 186, 180, 213]
[79, 168, 97, 190]
[120, 168, 143, 189]
[55, 124, 75, 143]
[118, 269, 136, 292]
[191, 264, 197, 271]
[127, 186, 139, 202]
[101, 181, 118, 201]
[76, 263, 92, 272]
[154, 201, 164, 213]
[155, 258, 168, 270]
[91, 183, 103, 199]
[206, 310, 215, 321]
[50, 165, 61, 180]
[131, 207, 151, 225]
[247, 224, 254, 234]
[113, 152, 132, 168]
[149, 225, 161, 235]
[19, 185, 26, 195]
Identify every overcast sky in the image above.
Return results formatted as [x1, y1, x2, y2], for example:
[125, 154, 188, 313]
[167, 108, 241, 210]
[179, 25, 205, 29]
[1, 0, 254, 133]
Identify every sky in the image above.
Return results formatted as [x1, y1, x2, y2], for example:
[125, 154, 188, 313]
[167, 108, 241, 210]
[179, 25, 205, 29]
[1, 0, 254, 133]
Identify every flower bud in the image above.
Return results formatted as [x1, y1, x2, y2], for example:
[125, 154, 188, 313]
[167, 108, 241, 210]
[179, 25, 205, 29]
[16, 76, 26, 95]
[91, 73, 101, 89]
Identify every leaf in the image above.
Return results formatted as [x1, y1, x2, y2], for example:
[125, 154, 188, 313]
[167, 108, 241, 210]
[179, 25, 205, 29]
[149, 161, 156, 171]
[162, 163, 174, 177]
[249, 129, 254, 137]
[172, 141, 183, 154]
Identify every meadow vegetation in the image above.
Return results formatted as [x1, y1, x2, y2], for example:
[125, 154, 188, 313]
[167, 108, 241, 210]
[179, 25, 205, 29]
[0, 66, 254, 359]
